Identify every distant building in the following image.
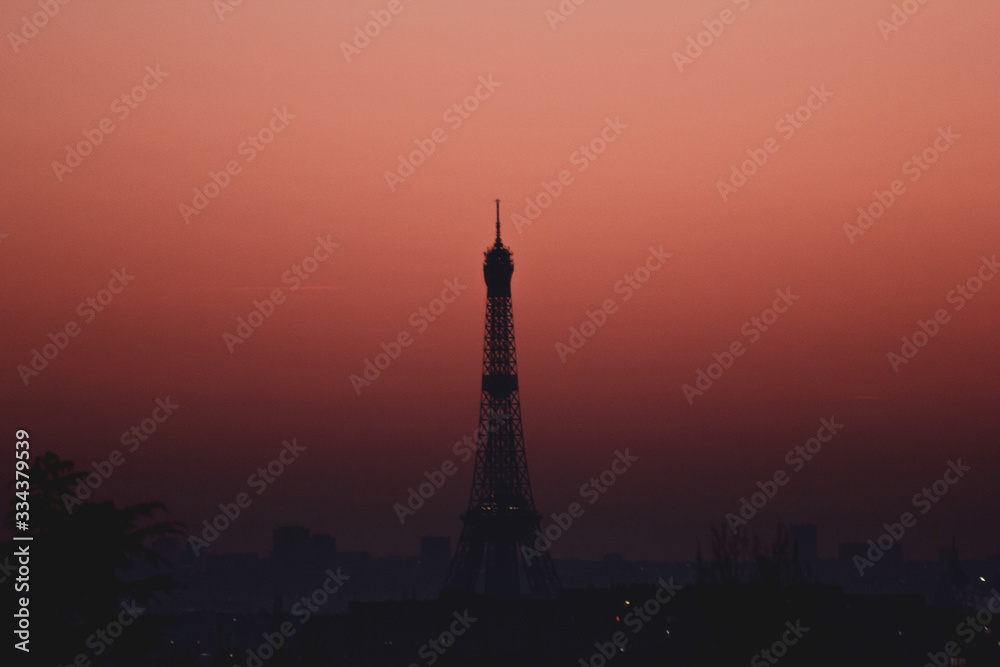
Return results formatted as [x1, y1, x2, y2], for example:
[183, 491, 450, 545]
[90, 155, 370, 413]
[420, 536, 450, 569]
[272, 525, 310, 560]
[791, 524, 818, 581]
[312, 533, 337, 554]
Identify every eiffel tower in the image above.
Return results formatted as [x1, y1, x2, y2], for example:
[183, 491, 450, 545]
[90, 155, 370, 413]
[443, 200, 560, 598]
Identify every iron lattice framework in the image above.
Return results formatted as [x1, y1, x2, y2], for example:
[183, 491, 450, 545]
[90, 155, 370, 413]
[443, 201, 560, 598]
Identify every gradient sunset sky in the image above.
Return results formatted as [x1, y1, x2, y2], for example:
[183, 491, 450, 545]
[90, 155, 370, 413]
[2, 0, 998, 562]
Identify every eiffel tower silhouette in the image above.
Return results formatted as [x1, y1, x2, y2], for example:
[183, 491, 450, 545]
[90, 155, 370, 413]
[443, 200, 560, 598]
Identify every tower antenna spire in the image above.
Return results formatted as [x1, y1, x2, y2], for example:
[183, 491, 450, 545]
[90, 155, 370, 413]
[495, 198, 501, 243]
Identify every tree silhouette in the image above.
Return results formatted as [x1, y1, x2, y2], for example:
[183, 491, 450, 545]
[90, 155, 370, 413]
[7, 452, 181, 664]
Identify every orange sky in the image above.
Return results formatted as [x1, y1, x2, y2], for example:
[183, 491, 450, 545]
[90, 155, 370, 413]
[2, 0, 998, 561]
